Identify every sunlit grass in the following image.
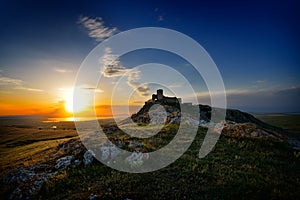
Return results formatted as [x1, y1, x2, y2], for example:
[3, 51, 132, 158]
[1, 117, 299, 199]
[38, 125, 300, 200]
[0, 127, 77, 171]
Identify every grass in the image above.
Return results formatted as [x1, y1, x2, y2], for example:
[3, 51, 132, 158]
[38, 125, 300, 200]
[0, 126, 77, 171]
[1, 116, 299, 199]
[254, 113, 300, 136]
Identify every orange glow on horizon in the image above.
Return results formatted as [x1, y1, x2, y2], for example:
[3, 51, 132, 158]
[0, 87, 142, 117]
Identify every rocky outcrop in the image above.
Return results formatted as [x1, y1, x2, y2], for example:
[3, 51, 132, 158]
[132, 101, 285, 131]
[2, 138, 92, 199]
[56, 138, 85, 155]
[3, 164, 56, 200]
[221, 122, 287, 139]
[126, 100, 298, 148]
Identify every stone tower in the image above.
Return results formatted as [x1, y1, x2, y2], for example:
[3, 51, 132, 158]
[157, 89, 163, 101]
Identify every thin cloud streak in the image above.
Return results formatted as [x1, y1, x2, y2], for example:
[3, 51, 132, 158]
[100, 47, 150, 97]
[0, 76, 43, 92]
[78, 16, 118, 42]
[80, 16, 150, 97]
[101, 47, 130, 77]
[0, 76, 23, 86]
[15, 86, 43, 92]
[192, 86, 300, 112]
[83, 87, 103, 93]
[54, 67, 73, 73]
[127, 70, 150, 97]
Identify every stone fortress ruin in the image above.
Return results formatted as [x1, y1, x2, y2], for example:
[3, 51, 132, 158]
[135, 89, 210, 124]
[132, 89, 202, 126]
[149, 89, 182, 105]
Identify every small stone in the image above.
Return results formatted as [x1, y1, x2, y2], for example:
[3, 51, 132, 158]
[74, 159, 81, 166]
[250, 131, 259, 137]
[116, 139, 123, 148]
[84, 150, 95, 165]
[100, 146, 110, 160]
[89, 194, 98, 200]
[110, 145, 120, 159]
[125, 151, 144, 168]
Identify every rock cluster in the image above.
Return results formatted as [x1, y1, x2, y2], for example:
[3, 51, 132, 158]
[3, 138, 95, 199]
[55, 155, 74, 169]
[125, 149, 149, 169]
[129, 101, 289, 141]
[56, 138, 85, 155]
[3, 164, 56, 200]
[131, 103, 181, 124]
[221, 122, 286, 139]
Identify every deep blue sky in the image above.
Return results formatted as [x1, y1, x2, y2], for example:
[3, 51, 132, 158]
[0, 0, 299, 113]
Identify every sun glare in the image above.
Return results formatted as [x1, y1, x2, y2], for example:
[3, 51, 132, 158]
[61, 88, 92, 114]
[65, 94, 74, 113]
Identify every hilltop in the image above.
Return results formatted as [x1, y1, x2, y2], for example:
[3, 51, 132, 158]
[129, 89, 299, 149]
[0, 91, 299, 199]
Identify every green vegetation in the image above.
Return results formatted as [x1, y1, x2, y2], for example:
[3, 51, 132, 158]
[255, 114, 300, 136]
[1, 116, 299, 199]
[38, 126, 300, 200]
[0, 126, 77, 171]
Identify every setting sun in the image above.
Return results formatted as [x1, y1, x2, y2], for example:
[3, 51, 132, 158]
[61, 88, 92, 114]
[65, 93, 74, 113]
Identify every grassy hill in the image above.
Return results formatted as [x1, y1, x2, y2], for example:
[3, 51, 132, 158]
[38, 125, 300, 200]
[0, 114, 299, 199]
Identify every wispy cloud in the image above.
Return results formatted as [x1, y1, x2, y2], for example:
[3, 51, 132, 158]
[100, 47, 150, 97]
[79, 16, 149, 97]
[54, 67, 73, 73]
[0, 75, 43, 92]
[0, 76, 23, 86]
[78, 16, 118, 42]
[59, 85, 103, 93]
[196, 89, 257, 98]
[83, 87, 103, 93]
[103, 65, 130, 77]
[169, 82, 185, 89]
[256, 80, 267, 83]
[192, 86, 300, 112]
[127, 70, 150, 97]
[15, 86, 43, 92]
[101, 47, 130, 77]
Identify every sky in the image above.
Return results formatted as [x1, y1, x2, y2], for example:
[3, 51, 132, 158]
[0, 0, 299, 117]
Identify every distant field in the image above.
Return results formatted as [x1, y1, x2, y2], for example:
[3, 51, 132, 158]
[0, 118, 114, 170]
[254, 113, 300, 136]
[0, 127, 77, 170]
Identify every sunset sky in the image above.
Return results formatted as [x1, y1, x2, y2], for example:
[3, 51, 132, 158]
[0, 0, 299, 117]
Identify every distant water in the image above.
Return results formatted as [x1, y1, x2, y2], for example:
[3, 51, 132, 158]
[0, 116, 46, 127]
[44, 116, 115, 122]
[0, 115, 125, 127]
